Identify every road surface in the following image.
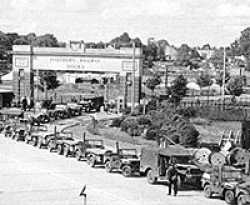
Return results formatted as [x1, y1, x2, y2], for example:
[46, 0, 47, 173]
[0, 136, 227, 205]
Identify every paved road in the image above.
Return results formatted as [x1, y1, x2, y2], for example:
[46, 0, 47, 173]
[0, 136, 227, 205]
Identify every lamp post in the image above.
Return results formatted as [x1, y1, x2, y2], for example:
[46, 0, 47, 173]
[131, 40, 136, 114]
[222, 47, 226, 109]
[143, 81, 146, 115]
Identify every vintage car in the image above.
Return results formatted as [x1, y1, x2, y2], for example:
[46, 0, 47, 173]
[66, 103, 82, 116]
[46, 103, 70, 120]
[25, 124, 49, 146]
[29, 112, 50, 125]
[37, 129, 60, 149]
[86, 140, 113, 167]
[12, 118, 30, 141]
[105, 145, 140, 177]
[202, 166, 250, 205]
[78, 95, 104, 113]
[0, 108, 24, 138]
[48, 132, 75, 154]
[140, 145, 203, 188]
[63, 136, 108, 161]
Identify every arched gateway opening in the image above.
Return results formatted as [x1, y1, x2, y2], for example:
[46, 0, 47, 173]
[12, 44, 143, 109]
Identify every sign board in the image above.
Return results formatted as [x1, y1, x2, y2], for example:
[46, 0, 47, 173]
[15, 57, 29, 68]
[30, 56, 140, 75]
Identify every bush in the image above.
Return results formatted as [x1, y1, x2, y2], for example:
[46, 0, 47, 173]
[145, 126, 160, 141]
[179, 124, 199, 147]
[120, 117, 141, 136]
[110, 117, 125, 127]
[146, 99, 158, 111]
[137, 115, 152, 125]
[176, 107, 197, 118]
[121, 107, 132, 115]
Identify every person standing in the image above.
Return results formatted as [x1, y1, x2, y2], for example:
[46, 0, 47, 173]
[167, 163, 178, 196]
[22, 96, 27, 111]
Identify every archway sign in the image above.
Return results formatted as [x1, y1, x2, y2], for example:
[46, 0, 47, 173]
[12, 45, 143, 106]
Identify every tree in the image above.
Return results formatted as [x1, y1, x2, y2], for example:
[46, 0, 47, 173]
[33, 34, 59, 47]
[156, 39, 169, 61]
[145, 73, 161, 95]
[216, 71, 230, 87]
[196, 72, 213, 87]
[209, 48, 229, 70]
[239, 27, 250, 70]
[174, 44, 201, 69]
[169, 75, 187, 104]
[229, 39, 242, 56]
[13, 37, 29, 45]
[40, 71, 60, 90]
[143, 42, 157, 68]
[227, 76, 244, 96]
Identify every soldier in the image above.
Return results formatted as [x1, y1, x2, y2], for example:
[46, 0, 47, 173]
[22, 96, 27, 111]
[167, 160, 178, 196]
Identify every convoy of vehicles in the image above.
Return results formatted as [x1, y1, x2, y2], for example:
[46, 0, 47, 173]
[2, 106, 250, 205]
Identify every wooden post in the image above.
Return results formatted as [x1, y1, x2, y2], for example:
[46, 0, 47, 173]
[84, 195, 87, 205]
[82, 132, 86, 142]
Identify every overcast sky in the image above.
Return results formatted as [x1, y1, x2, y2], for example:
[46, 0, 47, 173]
[1, 0, 250, 47]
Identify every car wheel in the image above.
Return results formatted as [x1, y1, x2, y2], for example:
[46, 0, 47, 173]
[105, 161, 112, 173]
[204, 184, 213, 198]
[48, 143, 53, 152]
[88, 156, 96, 167]
[64, 146, 69, 157]
[25, 136, 30, 144]
[38, 139, 42, 149]
[147, 169, 156, 184]
[224, 190, 235, 205]
[75, 150, 81, 161]
[32, 137, 38, 146]
[122, 165, 132, 177]
[57, 145, 63, 155]
[237, 195, 248, 205]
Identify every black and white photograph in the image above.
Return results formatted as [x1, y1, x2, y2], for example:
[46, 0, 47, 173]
[1, 0, 250, 205]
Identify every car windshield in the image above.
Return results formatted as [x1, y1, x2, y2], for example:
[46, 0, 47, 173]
[56, 105, 66, 109]
[61, 132, 73, 139]
[87, 140, 103, 146]
[120, 149, 137, 156]
[174, 156, 191, 164]
[38, 125, 48, 132]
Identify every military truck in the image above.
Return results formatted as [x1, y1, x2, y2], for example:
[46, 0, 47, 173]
[201, 165, 250, 205]
[104, 142, 140, 177]
[86, 140, 113, 167]
[140, 145, 203, 187]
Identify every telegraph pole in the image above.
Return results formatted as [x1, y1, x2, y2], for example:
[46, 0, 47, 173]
[222, 47, 226, 108]
[165, 65, 168, 95]
[131, 41, 136, 113]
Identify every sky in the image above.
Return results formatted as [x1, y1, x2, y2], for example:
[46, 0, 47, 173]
[1, 0, 250, 47]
